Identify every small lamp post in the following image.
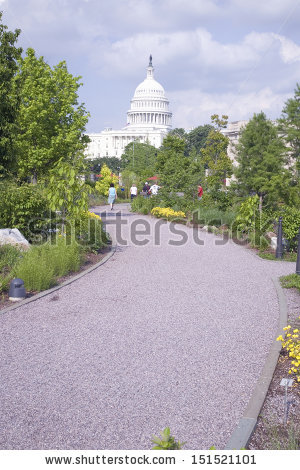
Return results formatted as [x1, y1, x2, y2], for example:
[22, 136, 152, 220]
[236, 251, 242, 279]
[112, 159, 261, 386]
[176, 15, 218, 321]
[9, 278, 26, 302]
[276, 216, 283, 259]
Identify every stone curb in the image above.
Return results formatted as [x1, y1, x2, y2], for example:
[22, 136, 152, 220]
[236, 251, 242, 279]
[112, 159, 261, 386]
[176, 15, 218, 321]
[0, 244, 117, 316]
[224, 276, 288, 449]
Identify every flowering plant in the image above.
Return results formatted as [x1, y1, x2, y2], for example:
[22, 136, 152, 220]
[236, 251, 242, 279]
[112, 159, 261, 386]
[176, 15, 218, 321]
[277, 317, 300, 383]
[151, 207, 186, 220]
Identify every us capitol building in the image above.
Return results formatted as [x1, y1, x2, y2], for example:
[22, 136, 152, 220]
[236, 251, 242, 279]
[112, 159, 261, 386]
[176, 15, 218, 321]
[86, 56, 172, 159]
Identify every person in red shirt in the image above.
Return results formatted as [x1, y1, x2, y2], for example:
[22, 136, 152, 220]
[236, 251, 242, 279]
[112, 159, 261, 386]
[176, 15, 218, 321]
[197, 185, 203, 200]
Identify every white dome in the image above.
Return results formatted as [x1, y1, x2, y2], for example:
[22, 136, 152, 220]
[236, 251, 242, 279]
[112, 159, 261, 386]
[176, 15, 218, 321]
[125, 56, 172, 131]
[134, 77, 165, 98]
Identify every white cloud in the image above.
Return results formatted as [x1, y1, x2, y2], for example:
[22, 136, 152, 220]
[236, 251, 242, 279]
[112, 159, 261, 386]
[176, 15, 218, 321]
[169, 87, 291, 128]
[273, 34, 300, 63]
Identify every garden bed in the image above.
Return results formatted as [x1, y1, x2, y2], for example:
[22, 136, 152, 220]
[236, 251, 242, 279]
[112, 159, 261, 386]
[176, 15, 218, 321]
[0, 246, 111, 312]
[247, 288, 300, 449]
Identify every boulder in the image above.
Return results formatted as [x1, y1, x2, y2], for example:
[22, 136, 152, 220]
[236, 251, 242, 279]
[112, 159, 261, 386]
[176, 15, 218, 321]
[0, 228, 30, 250]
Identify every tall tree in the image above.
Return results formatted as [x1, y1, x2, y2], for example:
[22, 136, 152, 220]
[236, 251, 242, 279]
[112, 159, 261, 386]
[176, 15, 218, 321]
[235, 112, 287, 210]
[186, 124, 213, 154]
[0, 12, 22, 177]
[14, 48, 90, 181]
[156, 134, 195, 201]
[279, 83, 300, 170]
[120, 141, 157, 181]
[201, 115, 232, 191]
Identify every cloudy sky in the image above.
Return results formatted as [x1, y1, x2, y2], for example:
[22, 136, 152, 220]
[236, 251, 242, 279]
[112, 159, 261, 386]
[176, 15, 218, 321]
[1, 0, 300, 132]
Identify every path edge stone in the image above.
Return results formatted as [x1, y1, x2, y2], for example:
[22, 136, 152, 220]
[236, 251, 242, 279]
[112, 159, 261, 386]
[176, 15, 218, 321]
[224, 276, 287, 450]
[0, 244, 117, 316]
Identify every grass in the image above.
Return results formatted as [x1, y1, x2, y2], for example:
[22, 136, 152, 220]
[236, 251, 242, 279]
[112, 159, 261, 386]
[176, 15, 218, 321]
[280, 273, 300, 291]
[190, 207, 237, 227]
[259, 251, 297, 262]
[267, 421, 300, 450]
[13, 238, 83, 292]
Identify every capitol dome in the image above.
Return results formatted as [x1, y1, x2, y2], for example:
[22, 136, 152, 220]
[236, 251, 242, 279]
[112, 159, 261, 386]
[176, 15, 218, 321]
[126, 56, 172, 130]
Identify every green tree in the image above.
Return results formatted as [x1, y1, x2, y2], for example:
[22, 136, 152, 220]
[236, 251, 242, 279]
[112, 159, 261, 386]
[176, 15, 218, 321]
[120, 141, 157, 181]
[89, 156, 120, 175]
[279, 83, 300, 168]
[95, 163, 119, 196]
[14, 48, 89, 181]
[156, 134, 196, 203]
[169, 128, 187, 139]
[201, 115, 232, 192]
[47, 156, 92, 221]
[186, 124, 213, 154]
[0, 12, 22, 177]
[235, 112, 287, 210]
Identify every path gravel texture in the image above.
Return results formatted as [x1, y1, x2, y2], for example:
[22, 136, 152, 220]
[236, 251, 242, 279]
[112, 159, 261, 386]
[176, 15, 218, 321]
[0, 204, 295, 449]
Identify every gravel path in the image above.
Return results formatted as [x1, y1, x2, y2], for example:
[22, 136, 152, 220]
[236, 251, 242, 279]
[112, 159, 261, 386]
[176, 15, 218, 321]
[0, 204, 294, 449]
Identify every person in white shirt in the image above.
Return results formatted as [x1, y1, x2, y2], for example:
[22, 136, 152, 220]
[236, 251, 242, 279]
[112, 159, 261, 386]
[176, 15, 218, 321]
[150, 183, 159, 196]
[130, 184, 138, 200]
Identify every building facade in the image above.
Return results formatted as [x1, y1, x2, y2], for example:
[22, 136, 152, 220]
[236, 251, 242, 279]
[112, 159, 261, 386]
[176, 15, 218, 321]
[86, 56, 172, 160]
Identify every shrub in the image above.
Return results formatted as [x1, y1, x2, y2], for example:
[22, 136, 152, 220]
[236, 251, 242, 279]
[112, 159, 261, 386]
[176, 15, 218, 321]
[131, 195, 159, 214]
[151, 207, 186, 220]
[0, 182, 52, 241]
[277, 317, 300, 383]
[275, 206, 300, 251]
[13, 246, 55, 292]
[13, 239, 83, 292]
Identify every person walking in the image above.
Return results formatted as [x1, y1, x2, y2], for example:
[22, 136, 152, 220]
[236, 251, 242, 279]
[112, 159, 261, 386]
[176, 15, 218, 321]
[197, 184, 203, 201]
[130, 183, 138, 200]
[142, 182, 150, 198]
[108, 183, 117, 210]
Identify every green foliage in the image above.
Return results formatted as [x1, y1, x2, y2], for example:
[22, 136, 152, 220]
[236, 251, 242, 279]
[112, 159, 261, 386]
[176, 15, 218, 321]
[13, 238, 83, 292]
[191, 207, 237, 227]
[47, 157, 92, 219]
[130, 195, 159, 214]
[279, 83, 300, 167]
[235, 112, 287, 207]
[280, 274, 300, 291]
[14, 48, 90, 181]
[120, 169, 140, 198]
[0, 12, 22, 177]
[67, 213, 109, 252]
[235, 195, 259, 228]
[275, 206, 300, 250]
[156, 134, 196, 203]
[0, 181, 51, 240]
[0, 244, 22, 293]
[89, 156, 121, 175]
[13, 246, 55, 292]
[95, 163, 119, 197]
[186, 124, 214, 154]
[120, 141, 157, 180]
[201, 115, 232, 192]
[151, 427, 185, 450]
[258, 251, 297, 261]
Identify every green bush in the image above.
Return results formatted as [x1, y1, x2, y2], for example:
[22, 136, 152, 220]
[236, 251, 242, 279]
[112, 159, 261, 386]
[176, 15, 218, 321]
[191, 207, 237, 227]
[13, 239, 83, 292]
[68, 213, 109, 252]
[131, 195, 159, 214]
[13, 247, 55, 292]
[275, 206, 300, 251]
[0, 182, 52, 241]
